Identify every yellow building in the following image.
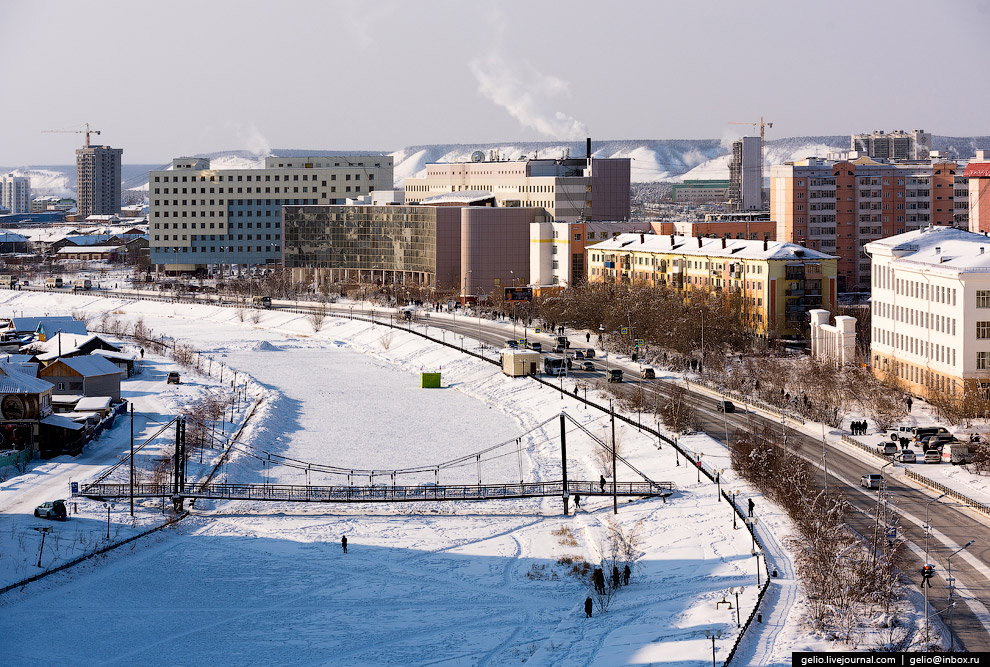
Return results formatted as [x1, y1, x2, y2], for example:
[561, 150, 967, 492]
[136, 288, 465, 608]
[586, 233, 838, 338]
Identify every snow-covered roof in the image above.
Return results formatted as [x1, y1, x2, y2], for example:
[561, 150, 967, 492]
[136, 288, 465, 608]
[61, 234, 112, 246]
[91, 349, 136, 362]
[75, 396, 112, 411]
[56, 245, 120, 254]
[48, 356, 123, 377]
[0, 232, 29, 243]
[864, 226, 990, 272]
[420, 190, 495, 205]
[0, 365, 54, 394]
[33, 333, 120, 361]
[588, 233, 837, 261]
[40, 414, 84, 430]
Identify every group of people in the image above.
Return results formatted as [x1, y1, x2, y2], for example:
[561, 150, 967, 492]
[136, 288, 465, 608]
[585, 564, 633, 617]
[850, 420, 869, 436]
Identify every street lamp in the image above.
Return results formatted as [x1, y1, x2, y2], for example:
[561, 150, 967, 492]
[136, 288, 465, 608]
[103, 502, 115, 540]
[730, 586, 745, 627]
[924, 492, 947, 563]
[599, 323, 608, 375]
[752, 548, 763, 586]
[731, 490, 740, 529]
[745, 517, 759, 550]
[947, 540, 975, 652]
[704, 630, 721, 667]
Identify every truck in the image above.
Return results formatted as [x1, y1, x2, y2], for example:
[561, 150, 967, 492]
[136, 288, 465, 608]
[0, 275, 17, 288]
[543, 357, 566, 376]
[72, 278, 92, 291]
[941, 443, 973, 465]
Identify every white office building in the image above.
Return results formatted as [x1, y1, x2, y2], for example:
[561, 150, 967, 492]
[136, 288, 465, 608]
[866, 226, 990, 398]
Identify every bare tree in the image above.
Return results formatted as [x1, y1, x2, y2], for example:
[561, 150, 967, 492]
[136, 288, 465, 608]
[308, 303, 327, 332]
[379, 330, 394, 350]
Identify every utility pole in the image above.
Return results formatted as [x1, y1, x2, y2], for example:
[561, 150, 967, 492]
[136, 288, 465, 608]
[560, 413, 569, 516]
[129, 403, 134, 516]
[611, 401, 618, 515]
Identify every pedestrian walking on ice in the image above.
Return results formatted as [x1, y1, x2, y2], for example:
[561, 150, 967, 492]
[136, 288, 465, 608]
[747, 498, 755, 518]
[341, 535, 347, 553]
[600, 475, 606, 493]
[612, 566, 621, 589]
[623, 564, 631, 586]
[585, 597, 593, 618]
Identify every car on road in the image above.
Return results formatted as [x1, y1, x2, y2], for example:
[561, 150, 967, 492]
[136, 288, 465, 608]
[584, 349, 595, 359]
[641, 367, 656, 379]
[607, 369, 623, 383]
[529, 342, 542, 353]
[860, 474, 883, 489]
[554, 344, 566, 353]
[505, 339, 518, 349]
[573, 350, 584, 359]
[716, 400, 736, 413]
[882, 442, 899, 456]
[166, 371, 181, 384]
[34, 500, 67, 520]
[924, 450, 941, 464]
[897, 449, 917, 463]
[582, 361, 596, 372]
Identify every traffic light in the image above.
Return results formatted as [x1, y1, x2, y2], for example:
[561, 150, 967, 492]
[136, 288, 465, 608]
[922, 564, 934, 587]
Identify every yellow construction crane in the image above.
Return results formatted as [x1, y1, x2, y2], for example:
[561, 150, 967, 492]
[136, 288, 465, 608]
[728, 117, 773, 146]
[41, 122, 101, 148]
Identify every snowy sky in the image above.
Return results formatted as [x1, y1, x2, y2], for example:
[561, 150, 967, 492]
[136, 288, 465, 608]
[3, 0, 989, 164]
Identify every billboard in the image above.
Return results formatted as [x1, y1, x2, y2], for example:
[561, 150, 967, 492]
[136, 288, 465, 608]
[504, 287, 533, 303]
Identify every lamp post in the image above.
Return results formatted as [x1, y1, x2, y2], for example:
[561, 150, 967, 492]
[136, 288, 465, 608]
[731, 490, 739, 529]
[946, 540, 975, 652]
[730, 586, 745, 628]
[715, 468, 724, 501]
[599, 324, 607, 375]
[103, 502, 115, 540]
[924, 492, 947, 564]
[752, 548, 763, 586]
[745, 517, 759, 550]
[704, 630, 721, 667]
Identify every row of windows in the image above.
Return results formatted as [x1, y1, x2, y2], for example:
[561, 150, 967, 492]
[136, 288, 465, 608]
[156, 172, 373, 183]
[154, 234, 279, 242]
[874, 300, 956, 334]
[154, 221, 276, 230]
[155, 245, 280, 254]
[875, 326, 957, 365]
[874, 268, 958, 305]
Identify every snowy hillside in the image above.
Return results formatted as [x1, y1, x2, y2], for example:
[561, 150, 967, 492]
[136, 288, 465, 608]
[7, 135, 990, 194]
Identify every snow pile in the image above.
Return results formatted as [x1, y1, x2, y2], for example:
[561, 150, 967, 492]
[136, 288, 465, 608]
[251, 340, 280, 352]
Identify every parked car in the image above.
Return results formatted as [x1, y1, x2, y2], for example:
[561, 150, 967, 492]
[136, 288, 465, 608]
[34, 500, 67, 520]
[882, 442, 899, 456]
[166, 371, 181, 384]
[554, 344, 566, 354]
[581, 361, 596, 372]
[716, 400, 735, 413]
[860, 474, 883, 489]
[924, 450, 942, 464]
[897, 449, 917, 463]
[505, 339, 519, 349]
[607, 369, 623, 383]
[529, 342, 542, 353]
[641, 367, 656, 379]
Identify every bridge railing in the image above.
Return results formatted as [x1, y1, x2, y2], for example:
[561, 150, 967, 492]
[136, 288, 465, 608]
[78, 480, 673, 502]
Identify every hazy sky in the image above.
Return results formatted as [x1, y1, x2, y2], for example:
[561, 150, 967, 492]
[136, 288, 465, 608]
[3, 0, 989, 164]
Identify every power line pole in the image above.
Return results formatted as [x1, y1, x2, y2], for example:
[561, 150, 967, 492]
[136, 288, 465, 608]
[611, 401, 618, 515]
[129, 403, 134, 516]
[560, 412, 569, 516]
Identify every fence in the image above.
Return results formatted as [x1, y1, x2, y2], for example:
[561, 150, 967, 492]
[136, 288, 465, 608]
[840, 434, 887, 461]
[0, 448, 31, 469]
[904, 469, 990, 517]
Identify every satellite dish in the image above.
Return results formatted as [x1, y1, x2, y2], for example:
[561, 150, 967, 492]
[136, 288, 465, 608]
[471, 150, 485, 163]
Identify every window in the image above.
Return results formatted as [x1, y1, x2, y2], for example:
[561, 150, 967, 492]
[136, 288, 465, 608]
[978, 291, 990, 308]
[979, 352, 989, 370]
[978, 322, 990, 339]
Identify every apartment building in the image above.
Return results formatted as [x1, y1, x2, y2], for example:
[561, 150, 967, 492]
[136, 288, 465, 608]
[964, 150, 990, 233]
[0, 173, 30, 214]
[865, 226, 990, 397]
[148, 155, 393, 272]
[404, 150, 630, 222]
[770, 156, 966, 292]
[728, 137, 762, 211]
[851, 129, 932, 161]
[586, 233, 837, 337]
[76, 144, 122, 218]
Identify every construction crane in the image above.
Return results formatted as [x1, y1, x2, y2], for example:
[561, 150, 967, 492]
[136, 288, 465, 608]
[728, 117, 773, 147]
[41, 122, 101, 148]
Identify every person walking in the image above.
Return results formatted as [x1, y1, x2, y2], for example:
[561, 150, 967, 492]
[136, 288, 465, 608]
[747, 498, 755, 518]
[341, 535, 348, 554]
[593, 568, 605, 594]
[612, 566, 621, 589]
[573, 494, 580, 509]
[585, 596, 593, 618]
[586, 332, 591, 343]
[599, 475, 606, 493]
[906, 396, 913, 413]
[623, 564, 631, 586]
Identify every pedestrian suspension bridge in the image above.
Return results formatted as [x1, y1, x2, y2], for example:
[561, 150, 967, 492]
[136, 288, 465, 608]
[77, 413, 674, 514]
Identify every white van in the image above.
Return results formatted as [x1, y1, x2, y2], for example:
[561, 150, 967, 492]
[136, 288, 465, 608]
[0, 275, 16, 288]
[72, 278, 92, 291]
[45, 277, 63, 289]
